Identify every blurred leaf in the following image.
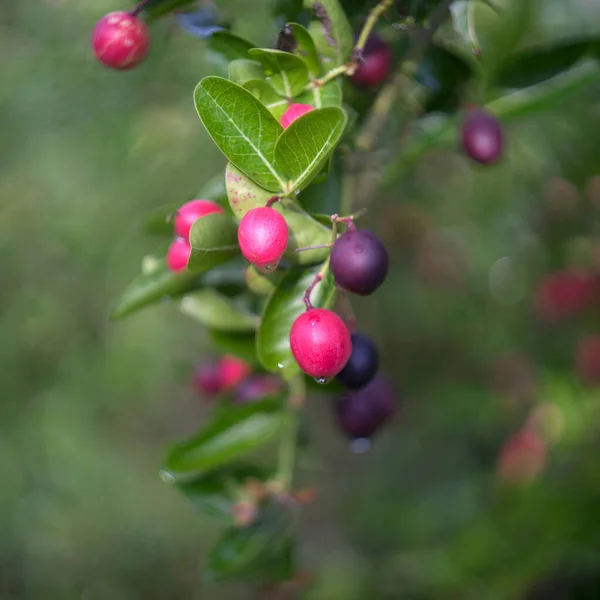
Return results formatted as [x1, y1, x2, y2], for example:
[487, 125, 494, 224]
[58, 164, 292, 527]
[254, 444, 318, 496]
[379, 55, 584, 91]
[164, 398, 284, 477]
[111, 261, 198, 320]
[274, 107, 347, 192]
[243, 80, 289, 119]
[295, 79, 342, 109]
[297, 154, 342, 214]
[225, 164, 331, 264]
[246, 265, 285, 296]
[207, 31, 254, 63]
[175, 5, 224, 38]
[247, 49, 310, 97]
[287, 23, 322, 76]
[141, 0, 197, 22]
[274, 0, 304, 22]
[228, 59, 267, 85]
[209, 330, 260, 365]
[256, 265, 337, 378]
[187, 212, 240, 273]
[303, 0, 353, 66]
[180, 289, 259, 331]
[174, 464, 269, 522]
[204, 498, 295, 582]
[194, 77, 285, 192]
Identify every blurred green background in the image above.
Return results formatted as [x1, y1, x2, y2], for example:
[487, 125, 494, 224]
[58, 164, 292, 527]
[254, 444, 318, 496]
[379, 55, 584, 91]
[2, 0, 600, 598]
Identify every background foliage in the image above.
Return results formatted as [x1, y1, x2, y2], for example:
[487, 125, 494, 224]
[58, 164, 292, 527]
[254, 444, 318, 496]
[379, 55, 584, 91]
[2, 0, 600, 598]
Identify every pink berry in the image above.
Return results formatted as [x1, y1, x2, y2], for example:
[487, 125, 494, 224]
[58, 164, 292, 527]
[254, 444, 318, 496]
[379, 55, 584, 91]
[194, 362, 223, 398]
[575, 335, 600, 385]
[280, 104, 315, 129]
[233, 375, 282, 404]
[497, 427, 546, 485]
[352, 35, 392, 87]
[174, 199, 224, 242]
[218, 355, 252, 390]
[290, 309, 352, 379]
[238, 207, 289, 272]
[166, 237, 191, 272]
[91, 12, 150, 71]
[460, 109, 504, 164]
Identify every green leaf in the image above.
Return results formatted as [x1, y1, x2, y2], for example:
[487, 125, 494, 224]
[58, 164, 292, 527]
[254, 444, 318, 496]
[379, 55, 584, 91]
[225, 164, 331, 264]
[303, 0, 353, 66]
[164, 398, 284, 477]
[141, 0, 196, 21]
[180, 289, 259, 332]
[247, 49, 310, 98]
[228, 59, 266, 85]
[297, 154, 342, 214]
[194, 77, 285, 192]
[287, 23, 322, 76]
[294, 79, 342, 109]
[209, 330, 260, 365]
[246, 265, 284, 296]
[111, 260, 198, 320]
[208, 31, 254, 63]
[275, 106, 347, 192]
[187, 212, 240, 273]
[243, 80, 289, 119]
[173, 464, 269, 522]
[256, 265, 337, 378]
[204, 498, 295, 583]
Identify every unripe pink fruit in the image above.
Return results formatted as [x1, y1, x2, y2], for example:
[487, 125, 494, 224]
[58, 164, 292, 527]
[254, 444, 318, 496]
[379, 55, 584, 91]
[91, 12, 150, 70]
[575, 335, 600, 385]
[280, 104, 315, 129]
[290, 309, 352, 378]
[194, 363, 222, 398]
[166, 237, 191, 272]
[174, 199, 224, 241]
[218, 355, 252, 390]
[497, 427, 546, 485]
[238, 207, 289, 272]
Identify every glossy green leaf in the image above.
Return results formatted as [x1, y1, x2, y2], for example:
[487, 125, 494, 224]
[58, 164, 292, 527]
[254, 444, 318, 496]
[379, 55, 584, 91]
[209, 330, 260, 365]
[164, 398, 284, 477]
[243, 80, 289, 119]
[111, 260, 198, 320]
[225, 164, 331, 264]
[174, 464, 269, 522]
[180, 289, 259, 332]
[204, 498, 295, 583]
[246, 265, 284, 296]
[187, 212, 240, 273]
[297, 154, 342, 214]
[207, 31, 254, 63]
[257, 265, 337, 378]
[228, 59, 266, 85]
[275, 106, 347, 192]
[303, 0, 353, 66]
[194, 77, 286, 192]
[294, 79, 342, 109]
[287, 23, 322, 76]
[247, 49, 310, 98]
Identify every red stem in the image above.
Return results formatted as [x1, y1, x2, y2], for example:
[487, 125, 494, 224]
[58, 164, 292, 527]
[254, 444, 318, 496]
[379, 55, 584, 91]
[303, 274, 323, 310]
[266, 196, 281, 208]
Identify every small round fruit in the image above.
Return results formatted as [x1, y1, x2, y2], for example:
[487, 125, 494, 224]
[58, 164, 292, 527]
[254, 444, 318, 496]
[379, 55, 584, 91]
[575, 335, 600, 385]
[336, 332, 379, 390]
[460, 109, 503, 164]
[194, 362, 222, 398]
[238, 207, 289, 272]
[233, 375, 282, 404]
[218, 355, 252, 390]
[497, 427, 546, 485]
[335, 374, 396, 439]
[352, 35, 393, 87]
[91, 11, 150, 70]
[166, 237, 191, 272]
[534, 270, 597, 322]
[290, 309, 352, 379]
[174, 199, 224, 241]
[330, 228, 389, 295]
[280, 104, 315, 129]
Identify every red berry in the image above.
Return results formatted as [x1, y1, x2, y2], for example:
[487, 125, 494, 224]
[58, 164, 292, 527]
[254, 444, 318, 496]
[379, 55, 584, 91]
[194, 362, 223, 398]
[218, 355, 252, 390]
[575, 335, 600, 385]
[352, 35, 393, 87]
[238, 207, 289, 272]
[233, 375, 282, 404]
[534, 270, 598, 322]
[290, 309, 352, 378]
[280, 104, 315, 129]
[174, 199, 224, 242]
[460, 109, 503, 164]
[497, 427, 546, 485]
[91, 12, 150, 70]
[166, 237, 191, 272]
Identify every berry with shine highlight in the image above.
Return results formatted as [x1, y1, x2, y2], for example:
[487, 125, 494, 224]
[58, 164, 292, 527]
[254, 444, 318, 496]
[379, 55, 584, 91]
[238, 207, 289, 272]
[174, 199, 224, 242]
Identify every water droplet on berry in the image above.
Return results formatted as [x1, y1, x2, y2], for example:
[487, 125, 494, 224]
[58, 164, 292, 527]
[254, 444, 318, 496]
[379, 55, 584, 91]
[159, 470, 175, 483]
[350, 438, 371, 454]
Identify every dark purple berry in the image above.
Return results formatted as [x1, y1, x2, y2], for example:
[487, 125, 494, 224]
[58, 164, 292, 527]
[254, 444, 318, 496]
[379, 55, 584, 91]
[330, 228, 389, 296]
[334, 374, 396, 440]
[336, 332, 379, 390]
[460, 109, 503, 164]
[352, 35, 393, 88]
[233, 375, 282, 404]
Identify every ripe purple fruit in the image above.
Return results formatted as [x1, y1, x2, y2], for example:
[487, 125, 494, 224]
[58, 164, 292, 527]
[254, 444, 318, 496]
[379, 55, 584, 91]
[335, 374, 396, 440]
[91, 12, 150, 70]
[238, 207, 289, 272]
[280, 104, 315, 129]
[330, 228, 389, 295]
[166, 237, 191, 272]
[174, 199, 224, 242]
[336, 332, 379, 390]
[352, 35, 393, 87]
[460, 109, 503, 164]
[290, 309, 352, 379]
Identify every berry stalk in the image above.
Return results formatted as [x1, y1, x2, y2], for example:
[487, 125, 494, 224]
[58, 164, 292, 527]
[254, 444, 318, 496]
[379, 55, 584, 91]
[130, 0, 151, 17]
